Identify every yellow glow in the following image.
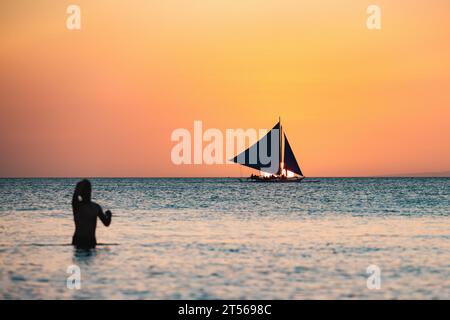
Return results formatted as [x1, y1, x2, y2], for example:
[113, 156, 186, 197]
[285, 170, 295, 178]
[260, 169, 295, 177]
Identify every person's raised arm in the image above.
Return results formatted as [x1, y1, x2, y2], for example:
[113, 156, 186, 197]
[97, 205, 112, 227]
[72, 182, 82, 209]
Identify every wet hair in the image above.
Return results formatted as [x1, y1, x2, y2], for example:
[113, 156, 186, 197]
[76, 179, 92, 203]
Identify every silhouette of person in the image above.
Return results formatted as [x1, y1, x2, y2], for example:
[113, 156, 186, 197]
[71, 179, 112, 249]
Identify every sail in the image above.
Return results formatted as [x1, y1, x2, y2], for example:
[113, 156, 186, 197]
[284, 133, 303, 176]
[231, 122, 280, 174]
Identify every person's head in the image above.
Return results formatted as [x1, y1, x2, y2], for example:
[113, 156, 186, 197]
[76, 179, 92, 203]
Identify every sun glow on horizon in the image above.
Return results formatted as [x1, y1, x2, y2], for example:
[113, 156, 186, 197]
[285, 170, 296, 178]
[260, 169, 296, 178]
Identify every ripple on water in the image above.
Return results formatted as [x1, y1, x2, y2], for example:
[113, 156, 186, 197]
[0, 178, 449, 299]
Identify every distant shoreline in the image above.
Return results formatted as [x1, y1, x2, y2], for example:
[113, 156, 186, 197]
[374, 171, 450, 178]
[0, 174, 449, 179]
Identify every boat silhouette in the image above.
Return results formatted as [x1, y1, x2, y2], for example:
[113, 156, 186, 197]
[231, 118, 305, 182]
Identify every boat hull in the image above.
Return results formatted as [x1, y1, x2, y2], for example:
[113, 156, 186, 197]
[244, 176, 305, 183]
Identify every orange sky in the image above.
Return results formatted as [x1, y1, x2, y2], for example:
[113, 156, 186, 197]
[1, 0, 449, 177]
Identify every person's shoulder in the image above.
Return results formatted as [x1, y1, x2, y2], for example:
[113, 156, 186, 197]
[91, 202, 103, 210]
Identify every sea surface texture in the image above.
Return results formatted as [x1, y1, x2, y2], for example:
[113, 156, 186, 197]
[0, 178, 449, 299]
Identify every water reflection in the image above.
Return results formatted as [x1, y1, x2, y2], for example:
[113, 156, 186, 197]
[0, 178, 448, 299]
[73, 248, 97, 265]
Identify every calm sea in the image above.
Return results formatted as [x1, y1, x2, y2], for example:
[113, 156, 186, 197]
[0, 178, 448, 299]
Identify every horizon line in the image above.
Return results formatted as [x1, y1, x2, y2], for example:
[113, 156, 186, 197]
[0, 174, 449, 179]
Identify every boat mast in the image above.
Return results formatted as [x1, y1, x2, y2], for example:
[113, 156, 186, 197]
[279, 116, 283, 176]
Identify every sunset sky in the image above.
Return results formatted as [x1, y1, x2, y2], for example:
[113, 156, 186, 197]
[1, 0, 449, 177]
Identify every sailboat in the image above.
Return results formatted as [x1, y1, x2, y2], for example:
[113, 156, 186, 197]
[231, 118, 305, 182]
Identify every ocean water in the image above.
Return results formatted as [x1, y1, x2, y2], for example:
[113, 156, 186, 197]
[0, 178, 448, 299]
